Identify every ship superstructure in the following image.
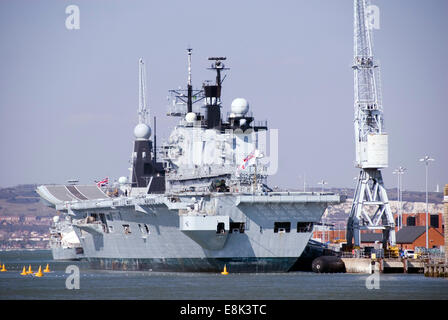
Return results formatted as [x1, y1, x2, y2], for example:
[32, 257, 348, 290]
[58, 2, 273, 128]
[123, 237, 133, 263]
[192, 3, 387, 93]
[37, 50, 343, 272]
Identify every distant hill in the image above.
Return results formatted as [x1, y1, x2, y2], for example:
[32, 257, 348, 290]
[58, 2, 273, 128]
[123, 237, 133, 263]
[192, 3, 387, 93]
[0, 184, 55, 217]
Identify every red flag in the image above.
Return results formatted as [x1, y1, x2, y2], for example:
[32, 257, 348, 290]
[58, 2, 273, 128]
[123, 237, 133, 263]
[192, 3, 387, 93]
[96, 177, 109, 187]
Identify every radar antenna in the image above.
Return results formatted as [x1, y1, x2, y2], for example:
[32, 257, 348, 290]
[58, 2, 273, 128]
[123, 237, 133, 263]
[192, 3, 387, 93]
[167, 48, 205, 116]
[346, 0, 395, 249]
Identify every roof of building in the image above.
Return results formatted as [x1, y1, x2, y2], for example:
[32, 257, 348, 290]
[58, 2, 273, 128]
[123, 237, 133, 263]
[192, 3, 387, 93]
[396, 226, 427, 243]
[361, 226, 434, 244]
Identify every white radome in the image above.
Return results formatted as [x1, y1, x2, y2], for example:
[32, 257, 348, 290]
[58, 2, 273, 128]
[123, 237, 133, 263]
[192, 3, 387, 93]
[118, 176, 128, 184]
[134, 123, 151, 139]
[231, 98, 249, 116]
[185, 112, 196, 123]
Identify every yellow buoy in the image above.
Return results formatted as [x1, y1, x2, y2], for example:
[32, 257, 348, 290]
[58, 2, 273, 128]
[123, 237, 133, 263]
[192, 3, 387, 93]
[34, 266, 43, 277]
[0, 264, 6, 272]
[43, 264, 50, 273]
[20, 266, 28, 275]
[221, 264, 229, 275]
[26, 265, 33, 274]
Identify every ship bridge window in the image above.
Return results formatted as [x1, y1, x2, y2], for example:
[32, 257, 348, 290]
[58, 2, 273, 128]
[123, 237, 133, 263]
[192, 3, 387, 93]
[297, 222, 314, 233]
[230, 222, 245, 234]
[274, 222, 290, 233]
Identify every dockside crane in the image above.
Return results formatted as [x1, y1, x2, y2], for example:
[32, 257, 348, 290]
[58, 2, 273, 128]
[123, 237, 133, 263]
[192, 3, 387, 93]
[346, 0, 396, 250]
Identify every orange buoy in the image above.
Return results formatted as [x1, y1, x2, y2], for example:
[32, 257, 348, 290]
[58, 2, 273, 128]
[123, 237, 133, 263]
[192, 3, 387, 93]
[34, 266, 43, 277]
[43, 264, 50, 273]
[0, 264, 6, 272]
[221, 264, 229, 275]
[26, 265, 33, 274]
[20, 266, 28, 275]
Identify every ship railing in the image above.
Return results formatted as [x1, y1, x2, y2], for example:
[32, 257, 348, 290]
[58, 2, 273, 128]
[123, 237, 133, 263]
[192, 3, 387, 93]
[253, 120, 268, 128]
[339, 249, 436, 260]
[225, 111, 254, 119]
[166, 102, 187, 117]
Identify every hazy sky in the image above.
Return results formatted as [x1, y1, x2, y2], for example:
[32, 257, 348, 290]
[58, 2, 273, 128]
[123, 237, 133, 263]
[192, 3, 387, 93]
[0, 0, 447, 192]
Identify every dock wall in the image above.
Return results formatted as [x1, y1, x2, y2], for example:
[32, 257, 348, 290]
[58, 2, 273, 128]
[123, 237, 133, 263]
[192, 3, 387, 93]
[341, 258, 424, 274]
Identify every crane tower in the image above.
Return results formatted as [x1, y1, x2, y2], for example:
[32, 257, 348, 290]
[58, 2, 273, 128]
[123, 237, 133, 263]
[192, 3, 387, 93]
[346, 0, 395, 249]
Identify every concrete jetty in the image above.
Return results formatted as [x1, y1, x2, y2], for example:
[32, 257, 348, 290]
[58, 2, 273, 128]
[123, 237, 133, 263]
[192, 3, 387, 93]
[342, 257, 425, 274]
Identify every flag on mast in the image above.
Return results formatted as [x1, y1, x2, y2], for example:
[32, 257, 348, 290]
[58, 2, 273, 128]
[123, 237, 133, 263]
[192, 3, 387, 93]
[239, 150, 262, 170]
[96, 177, 109, 187]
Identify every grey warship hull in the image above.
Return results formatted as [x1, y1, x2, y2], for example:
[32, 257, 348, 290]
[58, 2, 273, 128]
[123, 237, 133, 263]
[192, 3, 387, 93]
[51, 247, 83, 261]
[88, 257, 297, 273]
[39, 189, 341, 273]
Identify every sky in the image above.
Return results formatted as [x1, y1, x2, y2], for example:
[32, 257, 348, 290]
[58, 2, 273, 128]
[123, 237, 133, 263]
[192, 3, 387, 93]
[0, 0, 447, 192]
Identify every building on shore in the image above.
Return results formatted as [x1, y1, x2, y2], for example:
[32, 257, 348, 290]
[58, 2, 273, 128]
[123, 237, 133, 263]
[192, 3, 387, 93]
[394, 212, 444, 234]
[360, 226, 444, 251]
[444, 184, 448, 260]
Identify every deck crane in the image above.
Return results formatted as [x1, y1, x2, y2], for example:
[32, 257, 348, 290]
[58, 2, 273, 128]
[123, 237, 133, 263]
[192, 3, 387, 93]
[346, 0, 396, 250]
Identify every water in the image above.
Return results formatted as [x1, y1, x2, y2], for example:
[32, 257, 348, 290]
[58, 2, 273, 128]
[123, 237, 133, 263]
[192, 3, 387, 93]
[0, 250, 447, 300]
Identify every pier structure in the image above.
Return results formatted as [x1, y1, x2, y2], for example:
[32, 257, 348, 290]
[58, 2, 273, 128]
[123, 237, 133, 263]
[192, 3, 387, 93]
[341, 257, 425, 274]
[424, 184, 448, 277]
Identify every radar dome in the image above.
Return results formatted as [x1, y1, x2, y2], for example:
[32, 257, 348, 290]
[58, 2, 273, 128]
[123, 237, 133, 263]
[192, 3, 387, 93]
[185, 112, 196, 123]
[231, 98, 249, 116]
[134, 123, 151, 139]
[118, 176, 128, 184]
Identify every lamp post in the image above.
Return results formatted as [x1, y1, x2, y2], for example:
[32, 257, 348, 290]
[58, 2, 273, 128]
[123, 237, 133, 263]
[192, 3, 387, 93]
[392, 166, 406, 230]
[318, 179, 328, 244]
[301, 173, 306, 192]
[419, 156, 434, 249]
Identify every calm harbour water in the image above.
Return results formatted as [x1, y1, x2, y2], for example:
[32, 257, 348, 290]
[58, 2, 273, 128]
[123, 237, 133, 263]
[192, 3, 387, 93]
[0, 250, 446, 300]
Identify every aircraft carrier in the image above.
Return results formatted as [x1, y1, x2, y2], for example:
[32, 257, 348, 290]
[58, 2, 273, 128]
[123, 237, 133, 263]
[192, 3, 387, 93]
[37, 51, 343, 272]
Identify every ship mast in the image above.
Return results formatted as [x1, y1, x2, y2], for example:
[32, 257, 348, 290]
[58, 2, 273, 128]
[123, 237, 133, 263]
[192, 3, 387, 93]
[138, 58, 149, 126]
[346, 0, 395, 249]
[167, 48, 205, 117]
[187, 48, 193, 113]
